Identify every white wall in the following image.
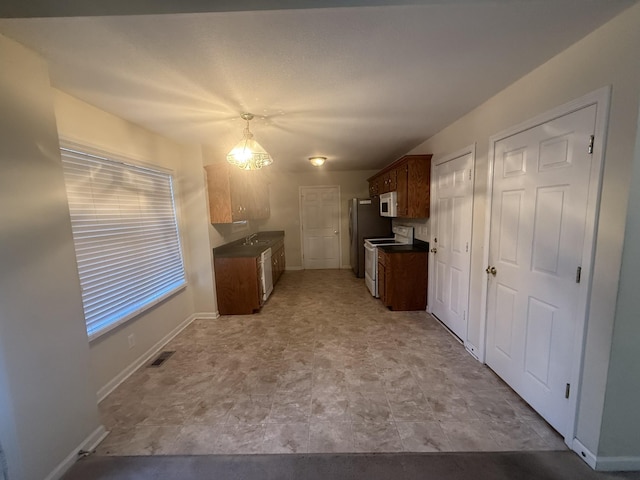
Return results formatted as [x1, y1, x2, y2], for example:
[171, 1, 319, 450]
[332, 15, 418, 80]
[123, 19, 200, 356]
[53, 91, 215, 398]
[597, 102, 640, 459]
[408, 3, 640, 459]
[0, 34, 101, 480]
[260, 169, 376, 268]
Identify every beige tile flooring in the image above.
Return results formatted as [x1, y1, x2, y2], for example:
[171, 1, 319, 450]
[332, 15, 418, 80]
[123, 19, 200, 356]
[96, 269, 566, 455]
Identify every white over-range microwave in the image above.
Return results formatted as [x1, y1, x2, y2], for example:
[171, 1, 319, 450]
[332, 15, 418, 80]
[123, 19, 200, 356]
[379, 191, 398, 217]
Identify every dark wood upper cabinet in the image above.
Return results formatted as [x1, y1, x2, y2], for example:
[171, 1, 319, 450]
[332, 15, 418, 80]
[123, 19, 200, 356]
[367, 154, 432, 218]
[368, 176, 380, 197]
[395, 162, 409, 217]
[406, 155, 431, 218]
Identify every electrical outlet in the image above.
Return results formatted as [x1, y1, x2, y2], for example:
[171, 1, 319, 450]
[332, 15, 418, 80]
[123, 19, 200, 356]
[128, 334, 135, 349]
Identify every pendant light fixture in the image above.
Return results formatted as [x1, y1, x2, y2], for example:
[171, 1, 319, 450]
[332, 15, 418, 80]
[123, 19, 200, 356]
[226, 113, 273, 170]
[309, 156, 326, 167]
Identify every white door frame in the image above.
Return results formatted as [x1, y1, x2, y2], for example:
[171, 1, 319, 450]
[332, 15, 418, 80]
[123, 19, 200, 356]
[479, 86, 611, 444]
[428, 144, 476, 352]
[299, 185, 342, 269]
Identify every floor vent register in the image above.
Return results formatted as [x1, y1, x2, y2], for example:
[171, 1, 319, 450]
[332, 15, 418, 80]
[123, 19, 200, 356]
[148, 351, 175, 368]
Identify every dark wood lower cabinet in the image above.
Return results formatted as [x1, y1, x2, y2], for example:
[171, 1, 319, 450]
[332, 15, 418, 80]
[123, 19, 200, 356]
[214, 242, 286, 315]
[214, 256, 263, 315]
[378, 249, 428, 311]
[271, 239, 286, 286]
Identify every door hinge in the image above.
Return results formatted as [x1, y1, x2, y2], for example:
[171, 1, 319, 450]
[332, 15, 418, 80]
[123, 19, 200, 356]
[465, 242, 469, 253]
[576, 266, 582, 283]
[588, 135, 595, 154]
[468, 169, 472, 180]
[565, 383, 571, 399]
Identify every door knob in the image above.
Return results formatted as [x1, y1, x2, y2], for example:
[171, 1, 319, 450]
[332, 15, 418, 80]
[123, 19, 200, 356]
[334, 230, 339, 234]
[485, 266, 497, 276]
[430, 248, 437, 253]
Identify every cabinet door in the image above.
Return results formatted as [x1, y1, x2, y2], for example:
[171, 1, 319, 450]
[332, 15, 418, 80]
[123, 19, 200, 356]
[271, 252, 278, 285]
[407, 156, 431, 218]
[385, 251, 428, 310]
[369, 178, 379, 197]
[230, 170, 249, 221]
[396, 162, 409, 217]
[248, 172, 270, 219]
[204, 164, 233, 223]
[280, 246, 286, 274]
[378, 173, 388, 194]
[214, 256, 261, 314]
[388, 168, 397, 191]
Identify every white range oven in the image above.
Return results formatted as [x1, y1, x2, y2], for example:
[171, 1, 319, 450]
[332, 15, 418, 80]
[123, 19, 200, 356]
[364, 225, 414, 297]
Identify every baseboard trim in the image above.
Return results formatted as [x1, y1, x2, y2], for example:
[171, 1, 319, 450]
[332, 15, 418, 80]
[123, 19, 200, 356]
[44, 425, 107, 480]
[573, 438, 640, 471]
[96, 312, 211, 402]
[195, 311, 220, 320]
[572, 438, 597, 469]
[464, 343, 480, 361]
[595, 455, 640, 471]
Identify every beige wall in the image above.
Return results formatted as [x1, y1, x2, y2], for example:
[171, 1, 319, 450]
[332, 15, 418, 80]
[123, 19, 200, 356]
[53, 91, 215, 398]
[178, 144, 217, 313]
[0, 34, 101, 480]
[408, 3, 640, 459]
[260, 169, 377, 268]
[598, 103, 640, 459]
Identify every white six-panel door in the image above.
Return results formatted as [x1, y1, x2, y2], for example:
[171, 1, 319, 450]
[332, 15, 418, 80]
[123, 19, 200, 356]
[486, 104, 597, 433]
[300, 186, 340, 269]
[431, 152, 474, 341]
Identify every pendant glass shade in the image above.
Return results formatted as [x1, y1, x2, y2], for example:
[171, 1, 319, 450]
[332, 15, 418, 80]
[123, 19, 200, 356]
[226, 114, 273, 170]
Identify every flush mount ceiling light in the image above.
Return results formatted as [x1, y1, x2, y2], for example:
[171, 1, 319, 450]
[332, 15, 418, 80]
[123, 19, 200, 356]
[226, 113, 273, 170]
[309, 156, 327, 167]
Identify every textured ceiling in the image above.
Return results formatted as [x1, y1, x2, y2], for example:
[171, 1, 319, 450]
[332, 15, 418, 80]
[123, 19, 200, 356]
[0, 1, 635, 171]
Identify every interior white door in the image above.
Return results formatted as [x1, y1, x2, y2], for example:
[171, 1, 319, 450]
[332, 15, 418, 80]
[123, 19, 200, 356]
[486, 104, 597, 433]
[431, 152, 474, 341]
[300, 186, 340, 269]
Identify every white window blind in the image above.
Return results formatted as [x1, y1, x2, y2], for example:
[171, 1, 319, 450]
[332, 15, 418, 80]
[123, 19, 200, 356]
[60, 146, 186, 340]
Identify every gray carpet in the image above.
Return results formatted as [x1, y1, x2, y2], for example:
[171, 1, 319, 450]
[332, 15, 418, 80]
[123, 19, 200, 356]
[62, 452, 640, 480]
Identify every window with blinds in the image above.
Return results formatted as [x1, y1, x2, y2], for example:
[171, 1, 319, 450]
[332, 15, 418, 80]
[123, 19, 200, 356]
[60, 145, 186, 340]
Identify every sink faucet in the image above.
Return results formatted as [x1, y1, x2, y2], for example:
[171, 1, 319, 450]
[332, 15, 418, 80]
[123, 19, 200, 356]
[245, 233, 258, 244]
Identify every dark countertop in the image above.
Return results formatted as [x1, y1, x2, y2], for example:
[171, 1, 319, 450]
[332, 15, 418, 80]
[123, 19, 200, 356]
[214, 230, 285, 258]
[378, 239, 429, 254]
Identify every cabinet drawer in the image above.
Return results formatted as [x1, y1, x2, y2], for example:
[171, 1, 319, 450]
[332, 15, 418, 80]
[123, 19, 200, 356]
[377, 250, 386, 266]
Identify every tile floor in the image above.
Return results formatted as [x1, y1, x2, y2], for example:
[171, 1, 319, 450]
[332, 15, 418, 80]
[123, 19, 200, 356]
[96, 269, 566, 455]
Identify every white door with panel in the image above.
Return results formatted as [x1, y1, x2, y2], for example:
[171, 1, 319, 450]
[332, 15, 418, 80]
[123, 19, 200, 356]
[301, 186, 340, 269]
[486, 105, 597, 433]
[431, 152, 474, 341]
